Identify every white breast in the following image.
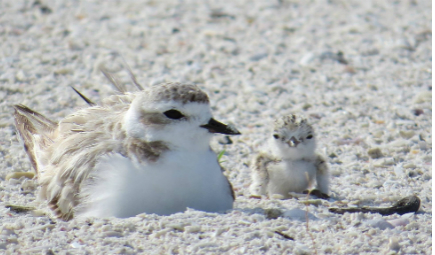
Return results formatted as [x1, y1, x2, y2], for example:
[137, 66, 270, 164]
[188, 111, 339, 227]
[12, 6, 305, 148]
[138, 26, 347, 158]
[78, 149, 233, 218]
[267, 160, 316, 196]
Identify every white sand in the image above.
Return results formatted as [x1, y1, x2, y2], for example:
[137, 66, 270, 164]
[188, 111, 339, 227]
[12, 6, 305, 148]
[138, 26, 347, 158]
[0, 0, 432, 254]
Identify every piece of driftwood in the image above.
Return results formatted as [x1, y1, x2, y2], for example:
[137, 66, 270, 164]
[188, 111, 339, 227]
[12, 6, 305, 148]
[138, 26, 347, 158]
[329, 195, 421, 216]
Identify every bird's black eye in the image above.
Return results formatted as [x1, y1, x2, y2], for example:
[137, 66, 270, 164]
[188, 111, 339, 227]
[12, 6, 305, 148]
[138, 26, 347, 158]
[306, 135, 313, 139]
[273, 134, 280, 139]
[163, 110, 184, 119]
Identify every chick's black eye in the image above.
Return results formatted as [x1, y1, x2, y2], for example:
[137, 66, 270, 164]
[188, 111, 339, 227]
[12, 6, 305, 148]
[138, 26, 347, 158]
[163, 109, 184, 119]
[306, 135, 313, 139]
[273, 134, 280, 139]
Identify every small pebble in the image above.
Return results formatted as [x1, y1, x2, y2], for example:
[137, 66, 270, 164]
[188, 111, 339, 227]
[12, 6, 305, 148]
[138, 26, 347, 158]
[299, 52, 315, 66]
[15, 70, 26, 81]
[373, 130, 384, 138]
[70, 241, 84, 249]
[343, 65, 356, 74]
[414, 91, 431, 103]
[294, 245, 310, 255]
[388, 237, 401, 252]
[407, 170, 417, 178]
[367, 148, 383, 159]
[366, 219, 394, 230]
[5, 172, 35, 181]
[299, 200, 322, 206]
[373, 157, 395, 167]
[166, 223, 184, 231]
[264, 209, 283, 220]
[21, 179, 37, 191]
[403, 163, 416, 169]
[31, 210, 47, 217]
[302, 103, 312, 110]
[54, 68, 72, 75]
[185, 225, 201, 233]
[418, 141, 428, 150]
[399, 130, 415, 139]
[250, 53, 268, 61]
[412, 109, 424, 116]
[328, 153, 337, 158]
[102, 231, 123, 238]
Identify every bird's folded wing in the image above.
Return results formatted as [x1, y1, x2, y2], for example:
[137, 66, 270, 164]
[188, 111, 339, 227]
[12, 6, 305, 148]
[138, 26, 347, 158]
[13, 104, 58, 174]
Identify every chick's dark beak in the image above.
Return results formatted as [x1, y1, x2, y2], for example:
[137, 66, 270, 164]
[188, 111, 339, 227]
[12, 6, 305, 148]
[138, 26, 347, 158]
[287, 136, 300, 147]
[201, 118, 241, 135]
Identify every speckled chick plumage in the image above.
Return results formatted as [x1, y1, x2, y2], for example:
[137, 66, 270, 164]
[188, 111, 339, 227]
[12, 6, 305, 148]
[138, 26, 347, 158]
[250, 114, 329, 198]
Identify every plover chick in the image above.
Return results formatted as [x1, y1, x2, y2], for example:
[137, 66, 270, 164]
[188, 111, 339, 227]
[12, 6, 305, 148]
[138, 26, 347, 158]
[250, 114, 329, 199]
[13, 82, 240, 220]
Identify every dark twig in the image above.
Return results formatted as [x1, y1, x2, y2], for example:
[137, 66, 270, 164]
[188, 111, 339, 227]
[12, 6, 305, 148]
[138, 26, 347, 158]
[274, 231, 294, 241]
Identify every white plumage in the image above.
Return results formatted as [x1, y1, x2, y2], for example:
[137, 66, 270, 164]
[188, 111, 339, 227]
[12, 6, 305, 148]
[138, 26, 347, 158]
[13, 82, 239, 220]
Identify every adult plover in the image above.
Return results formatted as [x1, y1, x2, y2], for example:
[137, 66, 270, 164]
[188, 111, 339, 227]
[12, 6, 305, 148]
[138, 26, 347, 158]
[13, 81, 240, 220]
[250, 114, 329, 199]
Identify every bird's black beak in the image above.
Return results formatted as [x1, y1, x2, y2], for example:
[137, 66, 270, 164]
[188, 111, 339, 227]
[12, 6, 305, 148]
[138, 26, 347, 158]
[201, 118, 241, 135]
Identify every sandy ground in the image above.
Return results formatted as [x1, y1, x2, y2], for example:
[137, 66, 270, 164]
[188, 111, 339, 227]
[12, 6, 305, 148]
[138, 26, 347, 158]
[0, 0, 432, 254]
